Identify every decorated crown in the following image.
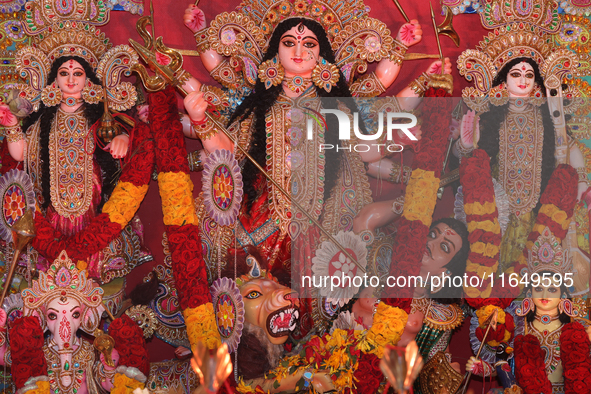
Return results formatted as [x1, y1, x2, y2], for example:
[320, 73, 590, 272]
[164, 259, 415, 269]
[22, 250, 104, 333]
[202, 0, 396, 85]
[457, 0, 584, 104]
[12, 0, 139, 112]
[526, 226, 573, 276]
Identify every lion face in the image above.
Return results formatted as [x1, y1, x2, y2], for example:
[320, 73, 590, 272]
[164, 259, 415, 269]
[239, 278, 299, 345]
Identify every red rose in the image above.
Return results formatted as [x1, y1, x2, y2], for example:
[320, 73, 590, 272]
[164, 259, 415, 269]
[352, 352, 382, 394]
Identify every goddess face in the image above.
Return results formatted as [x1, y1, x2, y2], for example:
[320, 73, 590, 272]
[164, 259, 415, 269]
[278, 24, 320, 78]
[240, 278, 299, 345]
[532, 276, 562, 315]
[420, 223, 462, 276]
[56, 59, 86, 98]
[506, 62, 535, 97]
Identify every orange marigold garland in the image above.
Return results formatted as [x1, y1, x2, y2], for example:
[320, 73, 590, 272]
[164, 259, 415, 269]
[149, 86, 220, 350]
[31, 121, 154, 262]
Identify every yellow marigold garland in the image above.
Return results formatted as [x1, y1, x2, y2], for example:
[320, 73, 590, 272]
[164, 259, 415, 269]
[402, 169, 439, 227]
[183, 303, 222, 350]
[102, 182, 149, 228]
[364, 302, 408, 358]
[158, 172, 199, 226]
[110, 373, 145, 394]
[23, 380, 50, 394]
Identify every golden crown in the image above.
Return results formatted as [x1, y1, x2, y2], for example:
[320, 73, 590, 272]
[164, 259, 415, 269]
[527, 226, 573, 276]
[22, 250, 105, 333]
[202, 0, 396, 85]
[13, 0, 139, 112]
[457, 0, 583, 100]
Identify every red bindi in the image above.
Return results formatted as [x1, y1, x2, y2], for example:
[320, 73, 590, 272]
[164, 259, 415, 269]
[443, 229, 457, 237]
[521, 65, 526, 71]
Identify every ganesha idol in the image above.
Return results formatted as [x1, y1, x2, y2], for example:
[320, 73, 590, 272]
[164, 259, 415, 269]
[0, 251, 130, 393]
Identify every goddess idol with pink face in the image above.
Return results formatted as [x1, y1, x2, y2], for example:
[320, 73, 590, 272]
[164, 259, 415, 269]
[0, 0, 150, 284]
[455, 4, 590, 290]
[169, 0, 454, 332]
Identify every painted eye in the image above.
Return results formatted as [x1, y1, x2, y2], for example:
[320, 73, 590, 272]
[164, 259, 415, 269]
[281, 40, 295, 47]
[441, 242, 450, 253]
[303, 41, 317, 48]
[48, 313, 57, 321]
[525, 72, 535, 79]
[245, 290, 262, 299]
[509, 72, 521, 78]
[428, 231, 435, 239]
[72, 311, 80, 319]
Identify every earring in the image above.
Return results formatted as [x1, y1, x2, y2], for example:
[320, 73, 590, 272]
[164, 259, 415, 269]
[312, 57, 340, 93]
[258, 56, 285, 89]
[558, 298, 576, 317]
[41, 82, 62, 107]
[489, 83, 509, 107]
[529, 84, 545, 107]
[516, 293, 533, 316]
[81, 81, 104, 104]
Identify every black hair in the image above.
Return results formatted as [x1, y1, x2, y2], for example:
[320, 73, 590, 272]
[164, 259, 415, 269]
[477, 57, 555, 214]
[24, 56, 119, 211]
[427, 217, 470, 303]
[228, 18, 362, 210]
[525, 270, 571, 325]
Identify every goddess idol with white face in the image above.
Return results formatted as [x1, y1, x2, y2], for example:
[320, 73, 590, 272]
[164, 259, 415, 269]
[455, 0, 590, 288]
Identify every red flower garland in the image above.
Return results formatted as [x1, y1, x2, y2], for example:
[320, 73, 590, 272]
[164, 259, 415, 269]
[560, 322, 591, 394]
[31, 121, 155, 262]
[148, 86, 211, 310]
[514, 334, 552, 394]
[508, 164, 578, 288]
[460, 149, 506, 301]
[349, 352, 382, 394]
[109, 314, 150, 376]
[383, 88, 453, 306]
[10, 316, 47, 389]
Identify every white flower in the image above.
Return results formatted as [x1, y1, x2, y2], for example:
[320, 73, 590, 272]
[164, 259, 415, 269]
[330, 311, 366, 334]
[311, 231, 368, 306]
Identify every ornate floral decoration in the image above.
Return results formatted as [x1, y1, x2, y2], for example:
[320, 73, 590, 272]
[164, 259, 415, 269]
[14, 0, 138, 111]
[527, 226, 573, 276]
[0, 12, 31, 99]
[311, 231, 367, 306]
[107, 0, 144, 15]
[0, 169, 35, 242]
[202, 149, 244, 226]
[443, 0, 482, 15]
[210, 277, 244, 353]
[559, 0, 591, 16]
[22, 250, 104, 333]
[456, 0, 586, 108]
[125, 305, 158, 338]
[204, 0, 397, 85]
[556, 14, 591, 55]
